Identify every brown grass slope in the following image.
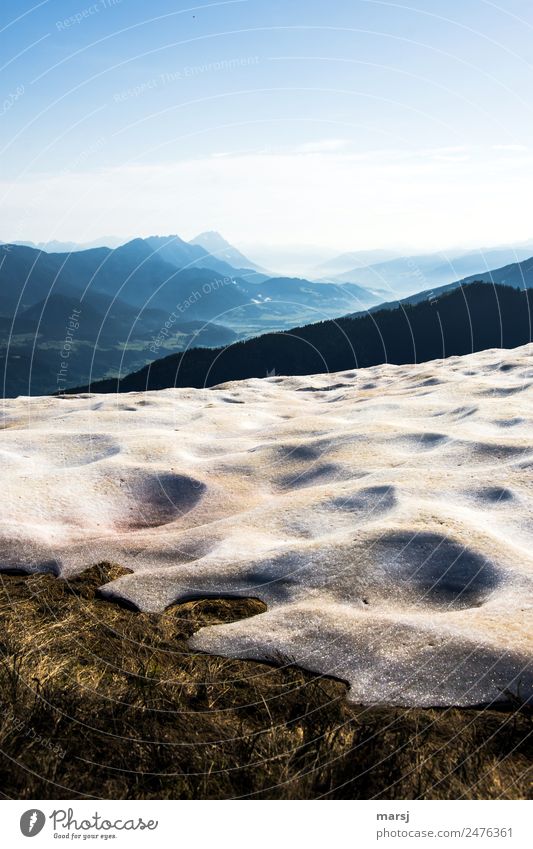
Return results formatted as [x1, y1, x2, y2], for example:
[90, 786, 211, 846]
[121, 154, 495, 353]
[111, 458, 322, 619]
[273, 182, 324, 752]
[0, 564, 531, 800]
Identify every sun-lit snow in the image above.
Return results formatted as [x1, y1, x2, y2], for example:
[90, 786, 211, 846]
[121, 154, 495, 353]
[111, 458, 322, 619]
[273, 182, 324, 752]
[1, 345, 533, 707]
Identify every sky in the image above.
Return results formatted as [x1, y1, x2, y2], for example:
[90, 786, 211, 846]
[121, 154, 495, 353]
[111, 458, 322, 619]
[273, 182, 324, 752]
[1, 0, 533, 255]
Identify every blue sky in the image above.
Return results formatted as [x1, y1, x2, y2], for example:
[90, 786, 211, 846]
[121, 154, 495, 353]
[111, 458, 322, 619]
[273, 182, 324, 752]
[1, 0, 533, 252]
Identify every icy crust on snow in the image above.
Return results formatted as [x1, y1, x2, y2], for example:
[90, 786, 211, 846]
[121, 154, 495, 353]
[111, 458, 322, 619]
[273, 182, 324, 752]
[2, 345, 533, 707]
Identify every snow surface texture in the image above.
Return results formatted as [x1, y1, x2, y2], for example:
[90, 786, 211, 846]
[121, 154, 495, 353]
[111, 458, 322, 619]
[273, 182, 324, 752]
[2, 345, 533, 707]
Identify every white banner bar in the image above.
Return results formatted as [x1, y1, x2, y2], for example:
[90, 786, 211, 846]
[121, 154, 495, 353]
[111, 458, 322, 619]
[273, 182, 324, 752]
[2, 799, 531, 848]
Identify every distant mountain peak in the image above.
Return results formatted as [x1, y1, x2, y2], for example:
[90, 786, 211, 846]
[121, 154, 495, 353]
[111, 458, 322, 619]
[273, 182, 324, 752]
[191, 231, 232, 250]
[146, 233, 190, 246]
[189, 231, 264, 272]
[193, 229, 225, 240]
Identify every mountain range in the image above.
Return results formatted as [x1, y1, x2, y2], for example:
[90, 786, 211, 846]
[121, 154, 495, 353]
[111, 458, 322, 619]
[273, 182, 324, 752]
[325, 241, 533, 295]
[7, 236, 125, 252]
[0, 235, 384, 396]
[0, 237, 384, 322]
[347, 253, 533, 318]
[3, 229, 533, 397]
[313, 248, 401, 277]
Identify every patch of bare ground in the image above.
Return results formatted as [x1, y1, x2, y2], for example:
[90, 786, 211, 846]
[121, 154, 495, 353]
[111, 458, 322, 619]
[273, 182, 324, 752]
[0, 564, 531, 800]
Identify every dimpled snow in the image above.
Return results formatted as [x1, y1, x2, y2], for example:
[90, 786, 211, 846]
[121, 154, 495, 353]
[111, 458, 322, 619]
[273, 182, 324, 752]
[2, 344, 533, 707]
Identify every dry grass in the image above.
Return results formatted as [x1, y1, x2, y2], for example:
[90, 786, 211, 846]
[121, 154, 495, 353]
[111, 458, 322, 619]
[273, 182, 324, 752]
[0, 563, 531, 800]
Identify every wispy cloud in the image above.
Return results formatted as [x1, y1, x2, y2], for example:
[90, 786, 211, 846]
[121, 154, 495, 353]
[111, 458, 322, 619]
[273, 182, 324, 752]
[420, 145, 472, 163]
[492, 144, 529, 152]
[2, 145, 533, 250]
[293, 138, 351, 153]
